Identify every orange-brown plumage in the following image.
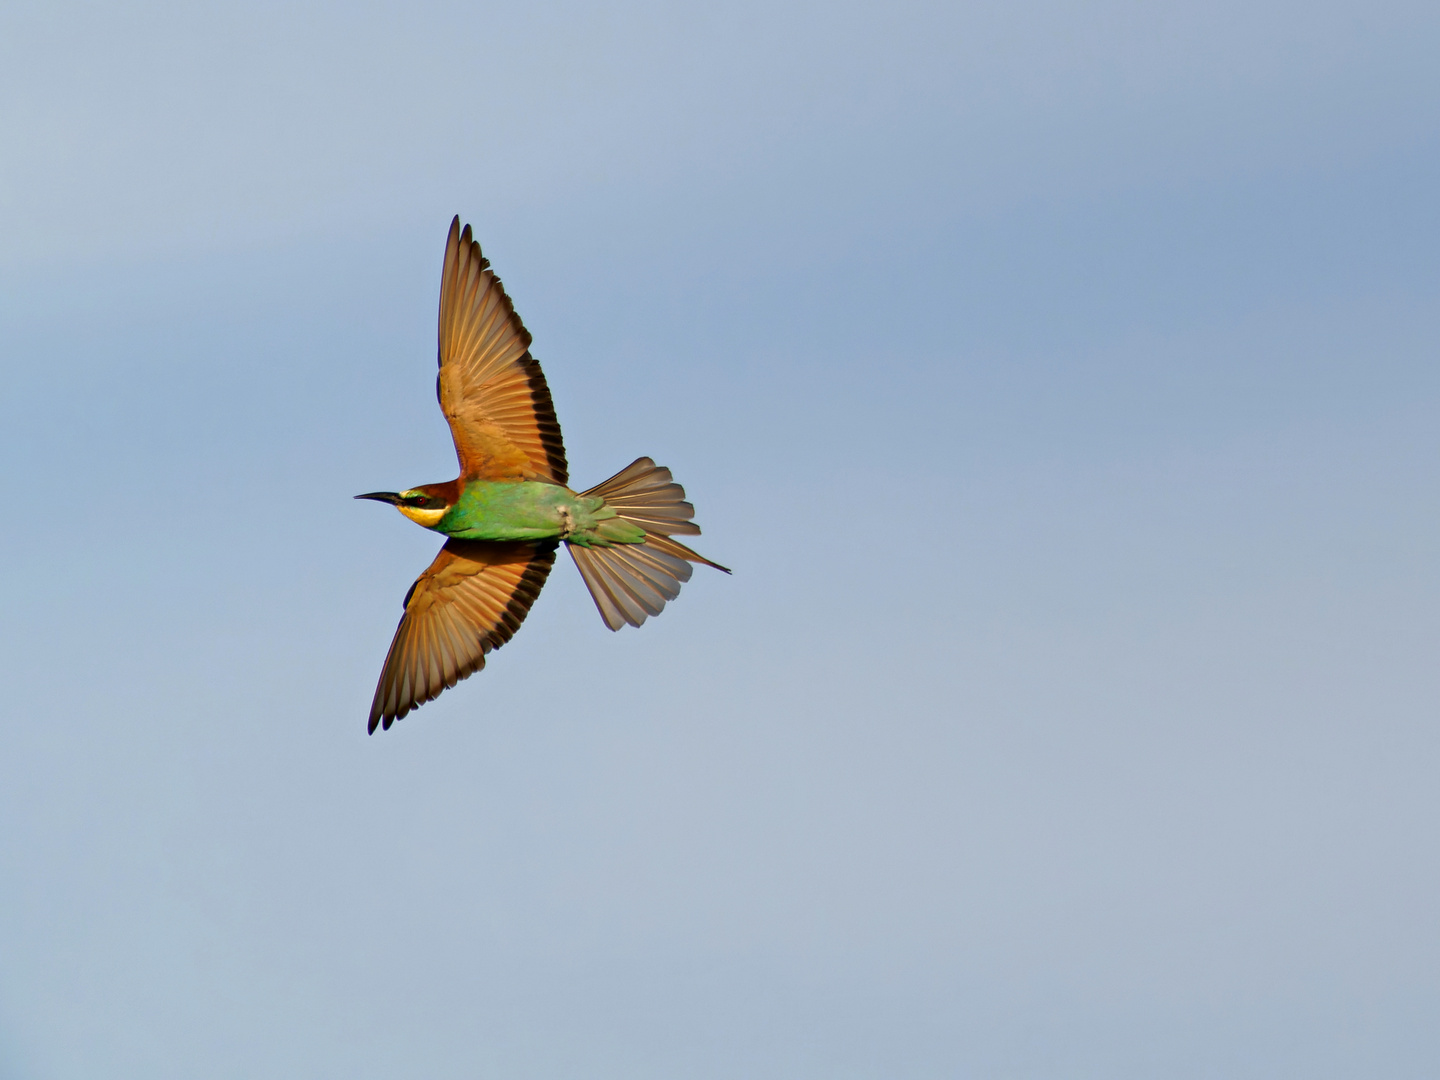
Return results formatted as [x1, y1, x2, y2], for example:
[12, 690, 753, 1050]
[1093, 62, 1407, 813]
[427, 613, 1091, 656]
[369, 540, 556, 730]
[437, 218, 567, 484]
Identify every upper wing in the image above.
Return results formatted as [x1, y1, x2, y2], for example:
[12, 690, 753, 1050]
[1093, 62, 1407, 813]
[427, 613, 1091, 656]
[437, 216, 568, 484]
[369, 539, 557, 732]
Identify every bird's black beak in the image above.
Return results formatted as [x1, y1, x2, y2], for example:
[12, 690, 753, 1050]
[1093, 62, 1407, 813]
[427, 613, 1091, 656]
[355, 492, 403, 505]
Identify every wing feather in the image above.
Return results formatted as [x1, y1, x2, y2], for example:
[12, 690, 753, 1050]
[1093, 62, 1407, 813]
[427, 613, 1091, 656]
[437, 217, 568, 484]
[368, 539, 556, 732]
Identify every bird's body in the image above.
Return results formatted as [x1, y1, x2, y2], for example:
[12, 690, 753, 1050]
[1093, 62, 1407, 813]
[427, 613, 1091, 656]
[398, 479, 641, 546]
[357, 216, 727, 732]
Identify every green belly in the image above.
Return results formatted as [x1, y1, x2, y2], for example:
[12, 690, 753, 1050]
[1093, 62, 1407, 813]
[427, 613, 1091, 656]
[435, 481, 576, 541]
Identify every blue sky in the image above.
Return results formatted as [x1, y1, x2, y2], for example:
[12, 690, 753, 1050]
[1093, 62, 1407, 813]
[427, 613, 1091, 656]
[2, 2, 1439, 1077]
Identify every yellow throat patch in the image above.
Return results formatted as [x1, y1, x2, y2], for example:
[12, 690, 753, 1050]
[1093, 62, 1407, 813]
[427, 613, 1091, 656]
[397, 504, 447, 528]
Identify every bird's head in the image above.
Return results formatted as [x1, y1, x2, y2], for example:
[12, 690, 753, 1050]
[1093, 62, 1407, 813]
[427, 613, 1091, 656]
[354, 482, 457, 529]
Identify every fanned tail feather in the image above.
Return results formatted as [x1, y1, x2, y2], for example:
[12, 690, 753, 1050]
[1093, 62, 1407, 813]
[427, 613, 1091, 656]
[568, 457, 729, 630]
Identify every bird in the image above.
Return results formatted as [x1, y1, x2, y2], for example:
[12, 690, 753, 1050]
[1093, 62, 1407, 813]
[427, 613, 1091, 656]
[356, 216, 728, 733]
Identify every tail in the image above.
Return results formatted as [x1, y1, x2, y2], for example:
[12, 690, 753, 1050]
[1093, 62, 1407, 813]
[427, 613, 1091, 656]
[567, 457, 730, 630]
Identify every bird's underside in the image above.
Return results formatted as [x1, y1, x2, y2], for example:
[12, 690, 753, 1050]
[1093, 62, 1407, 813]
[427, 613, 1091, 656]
[361, 217, 728, 733]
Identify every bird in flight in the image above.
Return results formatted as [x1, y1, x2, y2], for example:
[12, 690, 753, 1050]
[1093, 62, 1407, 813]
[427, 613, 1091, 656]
[356, 216, 728, 733]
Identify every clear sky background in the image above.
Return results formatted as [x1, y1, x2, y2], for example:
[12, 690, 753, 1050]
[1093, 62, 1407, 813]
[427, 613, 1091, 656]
[1, 1, 1438, 1077]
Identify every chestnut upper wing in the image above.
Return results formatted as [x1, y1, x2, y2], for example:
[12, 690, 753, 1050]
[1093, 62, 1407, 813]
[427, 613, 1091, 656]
[436, 217, 568, 484]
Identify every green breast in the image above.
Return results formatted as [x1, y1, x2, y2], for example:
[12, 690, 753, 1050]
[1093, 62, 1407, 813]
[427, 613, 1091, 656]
[434, 481, 577, 541]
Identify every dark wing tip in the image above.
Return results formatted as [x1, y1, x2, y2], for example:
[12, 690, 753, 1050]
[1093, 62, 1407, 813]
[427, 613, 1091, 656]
[485, 543, 558, 651]
[515, 352, 568, 485]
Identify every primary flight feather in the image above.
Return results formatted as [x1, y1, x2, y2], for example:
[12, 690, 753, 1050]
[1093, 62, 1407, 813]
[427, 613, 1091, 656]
[356, 216, 728, 733]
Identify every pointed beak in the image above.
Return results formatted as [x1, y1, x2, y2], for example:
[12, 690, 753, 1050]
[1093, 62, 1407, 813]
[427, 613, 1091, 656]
[354, 491, 403, 505]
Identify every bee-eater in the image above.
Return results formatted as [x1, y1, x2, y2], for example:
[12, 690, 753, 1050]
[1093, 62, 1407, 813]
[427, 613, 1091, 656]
[356, 216, 728, 733]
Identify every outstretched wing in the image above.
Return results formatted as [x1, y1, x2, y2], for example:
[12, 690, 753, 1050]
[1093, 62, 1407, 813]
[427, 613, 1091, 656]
[437, 216, 568, 484]
[369, 539, 556, 732]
